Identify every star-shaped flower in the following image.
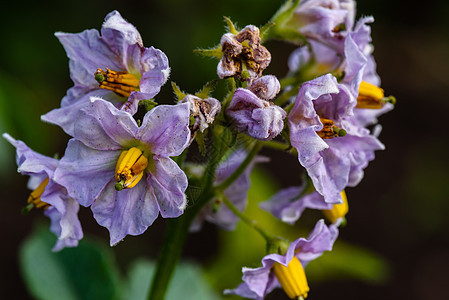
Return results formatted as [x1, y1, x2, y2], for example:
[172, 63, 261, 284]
[42, 11, 170, 136]
[54, 98, 190, 245]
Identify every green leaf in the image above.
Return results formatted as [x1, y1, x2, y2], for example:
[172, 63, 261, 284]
[124, 259, 220, 300]
[20, 226, 121, 300]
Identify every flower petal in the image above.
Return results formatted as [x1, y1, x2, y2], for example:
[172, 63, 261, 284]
[41, 87, 121, 137]
[147, 157, 188, 218]
[55, 30, 125, 87]
[74, 97, 138, 150]
[101, 11, 143, 68]
[2, 133, 58, 177]
[91, 179, 159, 246]
[138, 103, 190, 157]
[293, 219, 339, 265]
[54, 139, 118, 207]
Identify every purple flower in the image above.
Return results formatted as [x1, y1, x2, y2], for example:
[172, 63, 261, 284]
[53, 98, 190, 245]
[3, 133, 83, 251]
[293, 0, 356, 52]
[41, 10, 170, 136]
[224, 219, 338, 299]
[288, 74, 384, 203]
[227, 75, 286, 141]
[190, 150, 268, 231]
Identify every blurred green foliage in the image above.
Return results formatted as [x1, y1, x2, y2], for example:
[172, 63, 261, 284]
[20, 226, 220, 300]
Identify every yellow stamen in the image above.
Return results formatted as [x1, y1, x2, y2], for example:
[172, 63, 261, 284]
[322, 190, 349, 224]
[317, 117, 346, 139]
[115, 147, 148, 190]
[27, 178, 50, 210]
[95, 68, 140, 98]
[357, 81, 385, 109]
[273, 257, 309, 299]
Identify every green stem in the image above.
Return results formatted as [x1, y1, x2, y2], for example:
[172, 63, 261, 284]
[147, 190, 214, 300]
[214, 141, 263, 192]
[262, 140, 290, 151]
[221, 194, 275, 241]
[148, 129, 225, 300]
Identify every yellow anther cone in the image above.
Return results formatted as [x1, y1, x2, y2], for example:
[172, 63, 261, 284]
[357, 81, 385, 109]
[27, 177, 50, 209]
[115, 147, 148, 190]
[273, 257, 309, 299]
[322, 190, 349, 224]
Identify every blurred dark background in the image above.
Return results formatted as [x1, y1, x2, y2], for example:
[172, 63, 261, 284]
[1, 0, 449, 299]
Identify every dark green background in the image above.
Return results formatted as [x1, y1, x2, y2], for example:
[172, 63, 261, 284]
[1, 0, 449, 299]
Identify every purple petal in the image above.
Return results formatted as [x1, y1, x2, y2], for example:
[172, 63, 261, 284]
[3, 133, 58, 177]
[45, 197, 83, 251]
[54, 139, 118, 207]
[138, 103, 190, 157]
[260, 187, 334, 224]
[91, 179, 159, 246]
[138, 47, 170, 96]
[101, 11, 143, 66]
[147, 157, 188, 218]
[55, 30, 125, 87]
[293, 219, 339, 265]
[41, 87, 121, 137]
[74, 97, 138, 150]
[228, 89, 286, 141]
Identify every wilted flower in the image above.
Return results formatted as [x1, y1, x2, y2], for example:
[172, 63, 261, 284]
[53, 98, 190, 245]
[227, 75, 286, 141]
[42, 10, 170, 136]
[3, 134, 83, 251]
[224, 219, 338, 299]
[218, 25, 271, 82]
[180, 94, 221, 133]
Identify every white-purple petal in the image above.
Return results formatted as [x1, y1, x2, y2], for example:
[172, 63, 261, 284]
[74, 97, 138, 150]
[147, 157, 188, 218]
[3, 133, 58, 177]
[41, 87, 121, 137]
[138, 103, 190, 157]
[55, 30, 125, 88]
[54, 139, 119, 207]
[91, 179, 159, 246]
[260, 187, 334, 224]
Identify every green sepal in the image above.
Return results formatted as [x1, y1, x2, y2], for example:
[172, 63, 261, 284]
[270, 0, 300, 26]
[195, 80, 218, 99]
[171, 82, 187, 101]
[266, 236, 291, 255]
[223, 16, 239, 35]
[138, 99, 158, 111]
[193, 45, 223, 59]
[259, 21, 275, 40]
[21, 203, 34, 215]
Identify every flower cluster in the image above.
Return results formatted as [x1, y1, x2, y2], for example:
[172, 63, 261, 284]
[5, 1, 393, 299]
